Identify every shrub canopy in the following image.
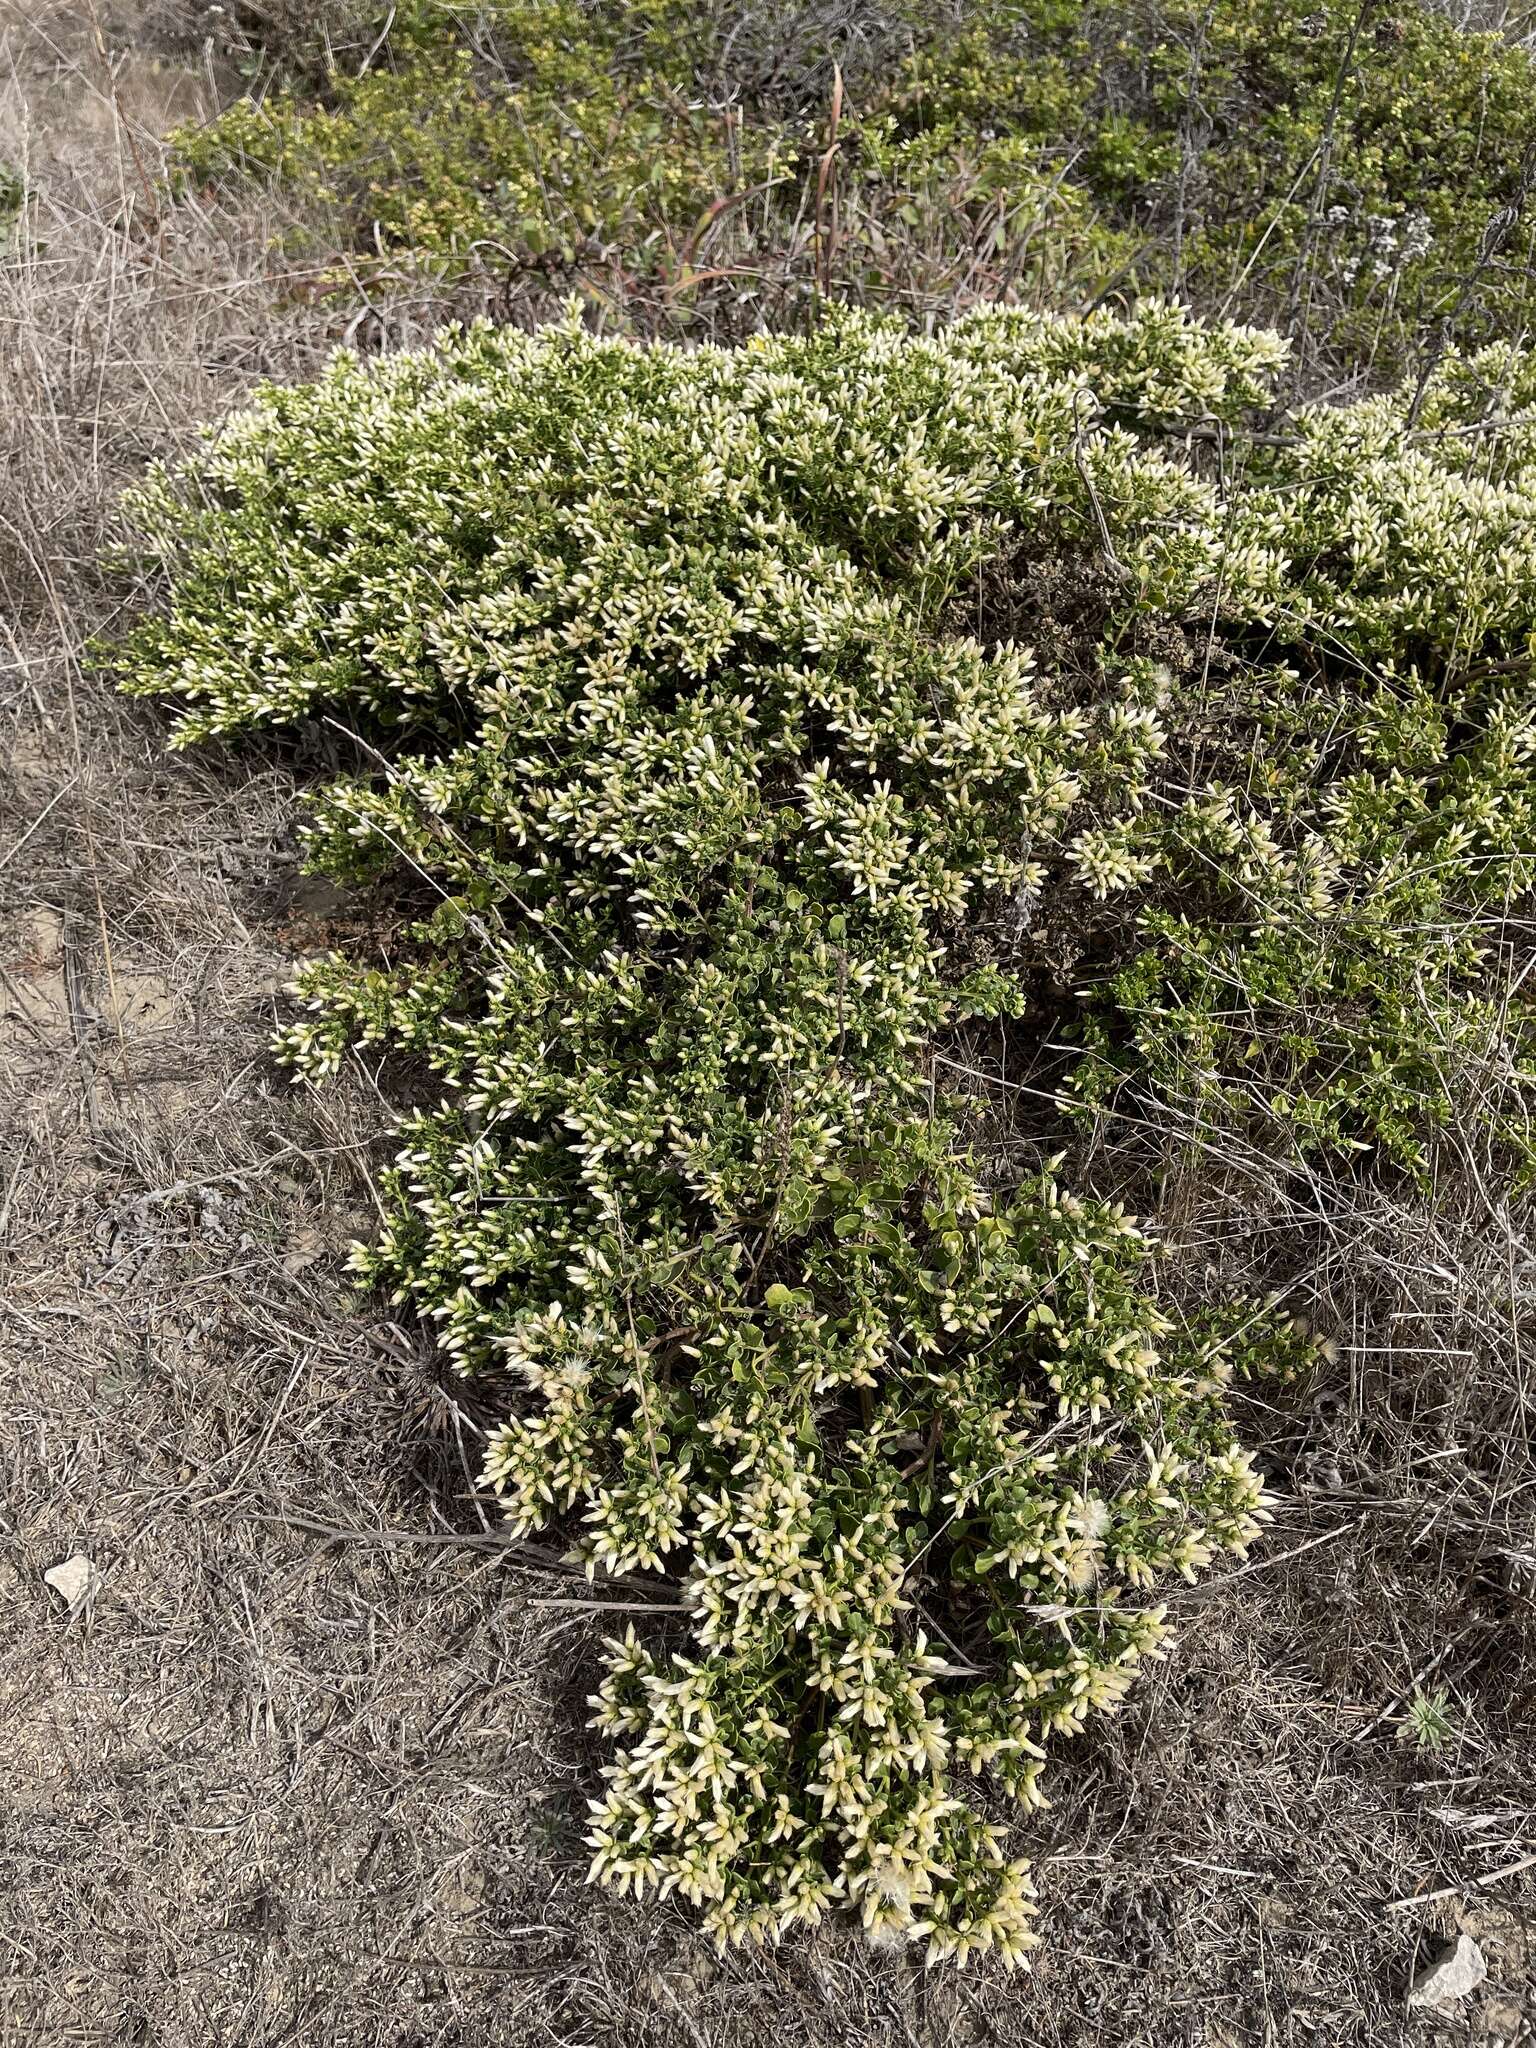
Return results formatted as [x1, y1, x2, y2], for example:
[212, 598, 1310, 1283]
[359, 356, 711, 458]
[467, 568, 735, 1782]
[117, 304, 1536, 1958]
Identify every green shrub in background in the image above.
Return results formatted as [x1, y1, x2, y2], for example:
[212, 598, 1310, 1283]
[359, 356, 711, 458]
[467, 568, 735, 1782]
[116, 303, 1536, 1955]
[178, 2, 775, 278]
[176, 0, 1536, 368]
[897, 1, 1536, 370]
[174, 0, 1137, 322]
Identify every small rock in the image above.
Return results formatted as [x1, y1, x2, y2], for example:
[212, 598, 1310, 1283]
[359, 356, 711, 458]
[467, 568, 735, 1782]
[1408, 1933, 1487, 2010]
[44, 1554, 100, 1617]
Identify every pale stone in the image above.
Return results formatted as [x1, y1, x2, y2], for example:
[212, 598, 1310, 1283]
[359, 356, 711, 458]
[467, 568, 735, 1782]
[43, 1554, 99, 1616]
[1407, 1934, 1488, 2010]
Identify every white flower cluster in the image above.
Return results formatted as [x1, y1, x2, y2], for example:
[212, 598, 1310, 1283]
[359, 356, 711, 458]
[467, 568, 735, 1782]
[1326, 204, 1434, 286]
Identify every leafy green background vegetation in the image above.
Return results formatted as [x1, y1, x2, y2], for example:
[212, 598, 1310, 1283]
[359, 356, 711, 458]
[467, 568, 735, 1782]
[176, 0, 1536, 369]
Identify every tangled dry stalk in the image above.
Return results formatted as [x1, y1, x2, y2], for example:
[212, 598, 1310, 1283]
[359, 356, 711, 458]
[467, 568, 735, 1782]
[0, 3, 1532, 2042]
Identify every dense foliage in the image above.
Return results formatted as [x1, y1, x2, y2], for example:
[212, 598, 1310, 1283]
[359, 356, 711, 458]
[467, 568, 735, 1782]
[896, 0, 1536, 363]
[116, 303, 1536, 1956]
[178, 1, 771, 276]
[176, 0, 1536, 365]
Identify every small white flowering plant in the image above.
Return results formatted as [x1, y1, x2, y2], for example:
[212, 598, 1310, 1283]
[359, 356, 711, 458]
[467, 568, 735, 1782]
[115, 303, 1536, 1960]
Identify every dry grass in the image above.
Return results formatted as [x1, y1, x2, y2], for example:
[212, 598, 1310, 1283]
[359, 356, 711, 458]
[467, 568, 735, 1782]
[1, 4, 1533, 2042]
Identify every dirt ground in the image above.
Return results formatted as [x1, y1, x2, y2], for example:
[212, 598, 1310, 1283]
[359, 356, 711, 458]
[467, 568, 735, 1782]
[1, 5, 1533, 2043]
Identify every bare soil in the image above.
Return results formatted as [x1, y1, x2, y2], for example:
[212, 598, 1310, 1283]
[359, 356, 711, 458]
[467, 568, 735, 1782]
[1, 6, 1532, 2043]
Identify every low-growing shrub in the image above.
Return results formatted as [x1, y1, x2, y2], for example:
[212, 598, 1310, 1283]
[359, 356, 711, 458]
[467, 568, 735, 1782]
[115, 303, 1536, 1957]
[175, 0, 1536, 367]
[891, 0, 1536, 368]
[177, 4, 773, 280]
[173, 0, 1136, 325]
